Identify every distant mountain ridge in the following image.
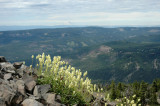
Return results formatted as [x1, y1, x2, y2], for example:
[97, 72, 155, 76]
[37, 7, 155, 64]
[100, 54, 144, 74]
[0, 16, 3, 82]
[0, 25, 86, 31]
[1, 25, 160, 31]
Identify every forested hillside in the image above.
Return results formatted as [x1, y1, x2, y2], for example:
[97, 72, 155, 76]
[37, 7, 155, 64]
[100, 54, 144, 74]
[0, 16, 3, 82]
[1, 27, 160, 83]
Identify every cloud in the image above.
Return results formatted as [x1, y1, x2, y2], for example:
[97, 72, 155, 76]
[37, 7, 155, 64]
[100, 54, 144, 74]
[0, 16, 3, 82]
[47, 12, 160, 25]
[0, 0, 160, 26]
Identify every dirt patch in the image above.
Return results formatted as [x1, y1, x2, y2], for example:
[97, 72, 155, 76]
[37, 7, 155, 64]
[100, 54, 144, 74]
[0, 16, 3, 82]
[148, 29, 160, 33]
[87, 45, 112, 58]
[99, 45, 112, 53]
[118, 28, 125, 32]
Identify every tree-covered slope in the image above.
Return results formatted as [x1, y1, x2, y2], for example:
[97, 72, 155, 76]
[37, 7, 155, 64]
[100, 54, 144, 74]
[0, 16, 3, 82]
[1, 27, 160, 83]
[71, 41, 160, 83]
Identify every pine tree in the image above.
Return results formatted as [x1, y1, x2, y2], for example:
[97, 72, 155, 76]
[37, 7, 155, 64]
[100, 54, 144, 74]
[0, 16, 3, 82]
[117, 82, 123, 91]
[110, 81, 117, 100]
[139, 81, 147, 106]
[149, 80, 158, 105]
[117, 82, 124, 98]
[150, 89, 158, 105]
[116, 89, 122, 98]
[133, 81, 140, 96]
[152, 80, 158, 92]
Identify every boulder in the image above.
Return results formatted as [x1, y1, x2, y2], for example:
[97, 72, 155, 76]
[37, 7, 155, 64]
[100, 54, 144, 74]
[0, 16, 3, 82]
[0, 79, 16, 105]
[33, 84, 51, 98]
[4, 73, 12, 80]
[21, 99, 44, 106]
[28, 95, 39, 100]
[16, 80, 25, 95]
[11, 93, 25, 105]
[0, 56, 7, 63]
[8, 80, 18, 92]
[16, 68, 24, 78]
[0, 97, 6, 106]
[0, 62, 15, 71]
[16, 64, 28, 77]
[5, 70, 15, 74]
[43, 93, 56, 104]
[0, 73, 3, 79]
[13, 62, 23, 69]
[25, 79, 36, 92]
[56, 95, 62, 103]
[23, 73, 36, 93]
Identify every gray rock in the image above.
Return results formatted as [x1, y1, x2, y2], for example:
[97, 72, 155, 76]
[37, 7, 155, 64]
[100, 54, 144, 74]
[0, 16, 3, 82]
[0, 62, 15, 71]
[16, 80, 25, 95]
[11, 93, 25, 105]
[21, 65, 33, 74]
[56, 95, 61, 103]
[5, 70, 15, 74]
[15, 95, 24, 104]
[0, 64, 1, 70]
[21, 99, 44, 106]
[16, 64, 27, 77]
[4, 73, 12, 80]
[0, 73, 3, 79]
[107, 102, 116, 106]
[33, 84, 51, 98]
[16, 68, 24, 77]
[25, 79, 36, 92]
[13, 62, 23, 69]
[23, 73, 34, 81]
[47, 101, 63, 106]
[23, 73, 36, 92]
[43, 93, 56, 104]
[0, 56, 7, 63]
[9, 80, 18, 92]
[29, 95, 39, 100]
[0, 97, 6, 106]
[0, 79, 16, 105]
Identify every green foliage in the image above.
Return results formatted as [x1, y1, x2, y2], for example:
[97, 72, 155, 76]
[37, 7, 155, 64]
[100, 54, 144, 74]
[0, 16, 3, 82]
[139, 81, 148, 105]
[1, 27, 160, 83]
[149, 92, 158, 105]
[119, 94, 141, 106]
[110, 81, 117, 100]
[34, 53, 94, 105]
[104, 80, 160, 106]
[132, 81, 140, 96]
[152, 80, 158, 92]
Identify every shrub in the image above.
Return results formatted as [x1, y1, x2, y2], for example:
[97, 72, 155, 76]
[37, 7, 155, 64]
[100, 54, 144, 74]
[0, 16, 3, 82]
[34, 53, 94, 105]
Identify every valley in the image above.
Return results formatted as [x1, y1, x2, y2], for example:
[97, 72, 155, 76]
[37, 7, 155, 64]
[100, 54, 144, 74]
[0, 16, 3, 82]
[1, 27, 160, 83]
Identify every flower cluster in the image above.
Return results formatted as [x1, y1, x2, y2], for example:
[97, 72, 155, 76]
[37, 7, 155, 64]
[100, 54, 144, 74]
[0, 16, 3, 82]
[116, 94, 141, 106]
[33, 53, 94, 105]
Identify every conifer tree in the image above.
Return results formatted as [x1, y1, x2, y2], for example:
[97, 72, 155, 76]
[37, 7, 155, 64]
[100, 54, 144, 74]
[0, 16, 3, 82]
[152, 80, 158, 92]
[150, 89, 158, 105]
[117, 82, 123, 91]
[117, 82, 124, 98]
[110, 81, 117, 100]
[133, 81, 140, 96]
[139, 81, 147, 106]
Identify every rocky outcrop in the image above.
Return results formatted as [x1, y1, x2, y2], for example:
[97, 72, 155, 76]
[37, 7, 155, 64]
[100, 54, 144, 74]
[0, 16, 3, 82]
[0, 56, 109, 106]
[0, 56, 65, 106]
[0, 56, 7, 62]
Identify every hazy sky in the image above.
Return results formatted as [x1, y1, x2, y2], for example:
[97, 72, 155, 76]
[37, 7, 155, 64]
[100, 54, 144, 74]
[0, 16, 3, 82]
[0, 0, 160, 26]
